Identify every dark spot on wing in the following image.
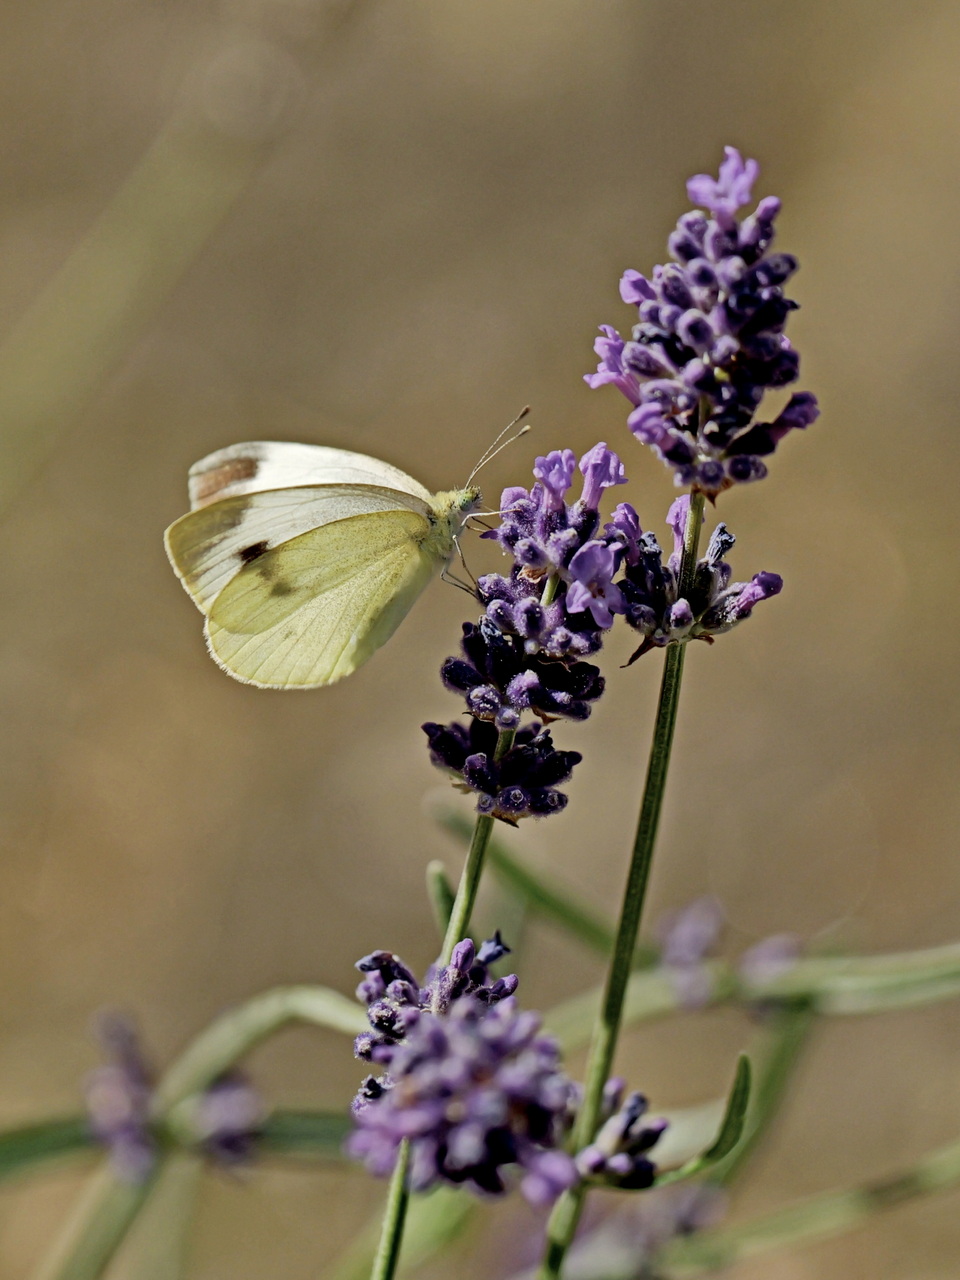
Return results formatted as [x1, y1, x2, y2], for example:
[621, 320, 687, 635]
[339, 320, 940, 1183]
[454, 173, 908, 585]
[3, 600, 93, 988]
[270, 581, 294, 597]
[238, 540, 269, 565]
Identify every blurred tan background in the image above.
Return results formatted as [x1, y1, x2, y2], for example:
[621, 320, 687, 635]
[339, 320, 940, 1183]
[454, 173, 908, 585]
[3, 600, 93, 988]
[1, 1, 959, 1276]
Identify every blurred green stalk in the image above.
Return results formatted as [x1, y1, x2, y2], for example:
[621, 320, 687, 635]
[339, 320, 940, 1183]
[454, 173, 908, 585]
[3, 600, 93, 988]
[662, 1130, 960, 1275]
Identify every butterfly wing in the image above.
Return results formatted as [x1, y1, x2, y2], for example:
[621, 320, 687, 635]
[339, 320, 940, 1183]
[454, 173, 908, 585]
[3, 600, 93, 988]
[165, 484, 432, 614]
[187, 441, 434, 509]
[203, 508, 442, 688]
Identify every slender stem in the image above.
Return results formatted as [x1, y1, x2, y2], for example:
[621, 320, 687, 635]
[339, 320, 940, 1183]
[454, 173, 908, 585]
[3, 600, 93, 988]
[29, 1163, 161, 1280]
[374, 731, 513, 1280]
[436, 806, 658, 965]
[370, 1142, 412, 1280]
[661, 1131, 960, 1276]
[439, 728, 515, 965]
[539, 491, 705, 1279]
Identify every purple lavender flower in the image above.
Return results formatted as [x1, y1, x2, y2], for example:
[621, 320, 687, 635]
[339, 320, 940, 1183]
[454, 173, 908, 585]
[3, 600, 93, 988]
[85, 1014, 156, 1183]
[656, 897, 725, 1009]
[422, 719, 581, 823]
[575, 1083, 668, 1190]
[621, 497, 782, 663]
[567, 541, 625, 629]
[349, 943, 576, 1204]
[586, 147, 818, 493]
[85, 1014, 264, 1177]
[190, 1072, 265, 1165]
[352, 936, 519, 1067]
[687, 146, 760, 229]
[426, 444, 635, 820]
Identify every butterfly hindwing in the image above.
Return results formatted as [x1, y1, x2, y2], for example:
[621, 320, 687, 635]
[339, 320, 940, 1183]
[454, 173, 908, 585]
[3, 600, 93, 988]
[203, 508, 440, 688]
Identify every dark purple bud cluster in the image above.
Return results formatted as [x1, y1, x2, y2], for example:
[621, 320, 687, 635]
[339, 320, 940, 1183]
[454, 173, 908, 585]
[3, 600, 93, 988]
[621, 496, 782, 664]
[586, 147, 819, 493]
[422, 719, 582, 824]
[424, 444, 635, 820]
[348, 993, 578, 1204]
[575, 1080, 668, 1190]
[352, 935, 518, 1068]
[84, 1013, 264, 1180]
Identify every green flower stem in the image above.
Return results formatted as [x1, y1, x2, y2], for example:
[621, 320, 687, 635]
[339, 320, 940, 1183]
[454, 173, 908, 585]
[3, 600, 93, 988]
[436, 806, 653, 961]
[0, 1117, 94, 1185]
[661, 1131, 960, 1276]
[546, 939, 960, 1051]
[152, 985, 365, 1115]
[439, 728, 515, 966]
[375, 736, 514, 1280]
[540, 490, 706, 1279]
[326, 1186, 474, 1280]
[370, 1141, 412, 1280]
[29, 1162, 162, 1280]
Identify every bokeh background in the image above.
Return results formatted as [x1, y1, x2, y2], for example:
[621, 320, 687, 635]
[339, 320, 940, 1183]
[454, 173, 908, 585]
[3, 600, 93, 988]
[2, 2, 959, 1276]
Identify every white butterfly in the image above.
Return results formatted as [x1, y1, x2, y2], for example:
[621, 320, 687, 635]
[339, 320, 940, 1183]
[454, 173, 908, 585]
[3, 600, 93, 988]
[164, 441, 481, 689]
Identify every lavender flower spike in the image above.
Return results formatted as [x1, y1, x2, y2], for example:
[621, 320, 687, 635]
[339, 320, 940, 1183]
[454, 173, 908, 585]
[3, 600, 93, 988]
[586, 147, 818, 494]
[349, 957, 577, 1204]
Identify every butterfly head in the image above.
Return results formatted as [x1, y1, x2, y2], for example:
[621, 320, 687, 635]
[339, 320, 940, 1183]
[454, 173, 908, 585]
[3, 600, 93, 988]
[431, 486, 482, 525]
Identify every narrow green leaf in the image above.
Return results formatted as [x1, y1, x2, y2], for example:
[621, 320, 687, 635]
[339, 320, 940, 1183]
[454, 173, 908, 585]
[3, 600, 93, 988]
[426, 860, 456, 934]
[258, 1109, 351, 1157]
[656, 1055, 752, 1186]
[0, 1117, 93, 1184]
[153, 985, 366, 1113]
[702, 1054, 752, 1162]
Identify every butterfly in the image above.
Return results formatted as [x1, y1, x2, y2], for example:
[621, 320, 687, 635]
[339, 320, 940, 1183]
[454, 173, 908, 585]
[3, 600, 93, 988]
[164, 441, 481, 689]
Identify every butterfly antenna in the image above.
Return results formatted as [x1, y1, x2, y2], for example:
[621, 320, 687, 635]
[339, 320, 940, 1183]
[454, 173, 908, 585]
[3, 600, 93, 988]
[465, 406, 532, 487]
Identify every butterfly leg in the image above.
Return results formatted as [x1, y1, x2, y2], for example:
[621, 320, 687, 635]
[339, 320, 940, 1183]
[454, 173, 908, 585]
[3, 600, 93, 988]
[441, 536, 479, 597]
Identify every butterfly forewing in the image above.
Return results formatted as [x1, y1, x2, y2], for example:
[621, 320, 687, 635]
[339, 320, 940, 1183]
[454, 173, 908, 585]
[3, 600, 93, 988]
[165, 484, 433, 613]
[204, 509, 439, 688]
[188, 442, 433, 509]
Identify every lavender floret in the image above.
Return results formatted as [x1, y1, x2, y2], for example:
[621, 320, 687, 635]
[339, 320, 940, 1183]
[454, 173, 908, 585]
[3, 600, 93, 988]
[586, 147, 818, 493]
[426, 444, 634, 820]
